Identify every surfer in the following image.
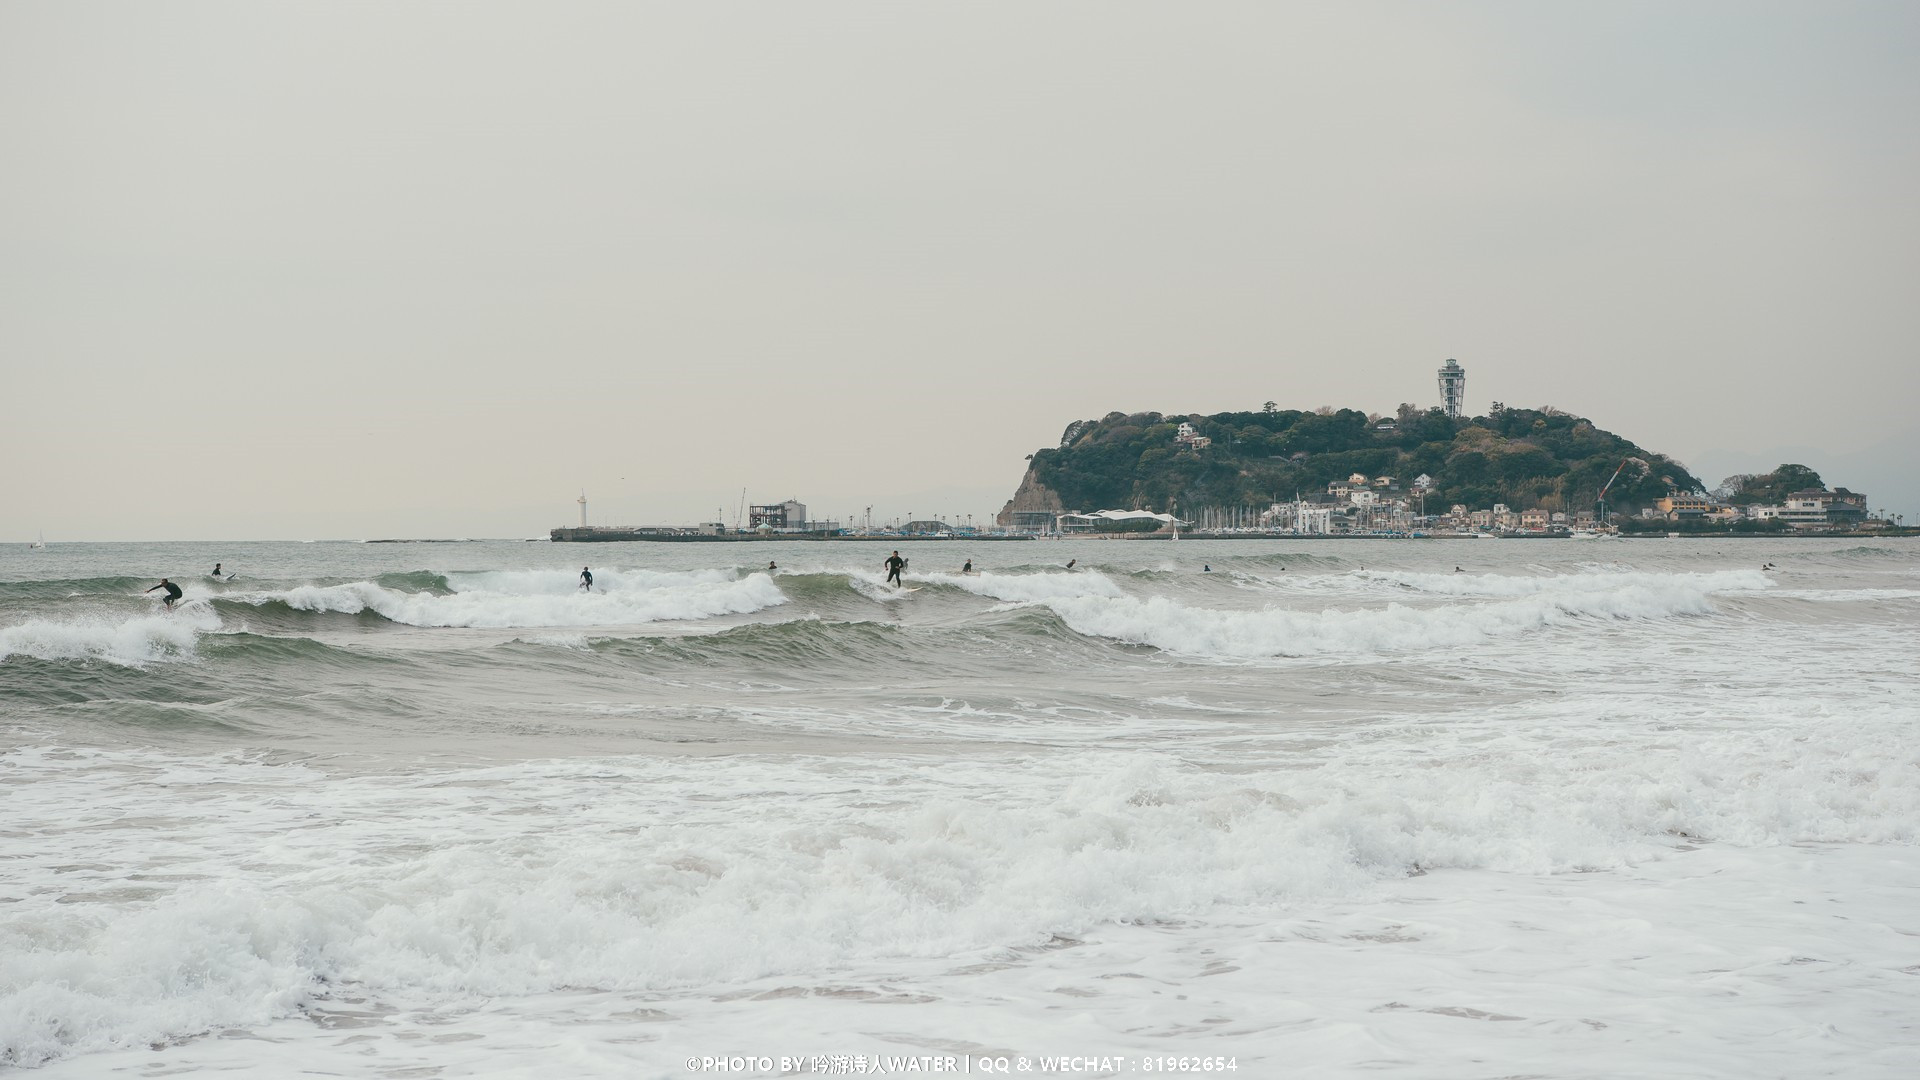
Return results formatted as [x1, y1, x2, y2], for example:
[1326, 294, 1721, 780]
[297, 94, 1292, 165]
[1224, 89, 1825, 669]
[145, 578, 183, 611]
[884, 550, 905, 587]
[962, 558, 973, 574]
[768, 561, 777, 571]
[1065, 559, 1076, 570]
[579, 566, 593, 591]
[211, 562, 222, 578]
[1203, 565, 1212, 572]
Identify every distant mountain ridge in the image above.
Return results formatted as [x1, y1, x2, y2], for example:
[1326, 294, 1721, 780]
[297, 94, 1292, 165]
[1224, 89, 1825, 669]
[999, 404, 1703, 521]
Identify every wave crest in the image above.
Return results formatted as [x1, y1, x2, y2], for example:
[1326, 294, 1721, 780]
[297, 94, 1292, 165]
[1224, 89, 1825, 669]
[1040, 570, 1752, 659]
[0, 605, 219, 666]
[256, 569, 786, 628]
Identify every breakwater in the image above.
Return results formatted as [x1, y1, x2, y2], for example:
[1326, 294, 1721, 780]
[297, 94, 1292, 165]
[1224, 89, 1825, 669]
[550, 527, 1032, 543]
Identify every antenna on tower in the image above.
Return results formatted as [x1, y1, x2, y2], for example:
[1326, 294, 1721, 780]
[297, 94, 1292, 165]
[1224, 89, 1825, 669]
[577, 490, 588, 527]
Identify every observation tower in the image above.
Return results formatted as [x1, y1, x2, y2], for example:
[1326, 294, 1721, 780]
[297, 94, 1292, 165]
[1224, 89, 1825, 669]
[1438, 359, 1467, 420]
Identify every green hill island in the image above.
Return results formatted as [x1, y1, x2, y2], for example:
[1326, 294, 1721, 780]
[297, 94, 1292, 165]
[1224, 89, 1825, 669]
[996, 402, 1878, 536]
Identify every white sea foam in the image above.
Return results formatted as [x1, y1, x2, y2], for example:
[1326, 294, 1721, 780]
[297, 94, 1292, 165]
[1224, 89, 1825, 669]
[837, 563, 1125, 602]
[3, 702, 1915, 1070]
[1040, 570, 1745, 658]
[0, 604, 219, 665]
[445, 567, 739, 596]
[257, 570, 786, 628]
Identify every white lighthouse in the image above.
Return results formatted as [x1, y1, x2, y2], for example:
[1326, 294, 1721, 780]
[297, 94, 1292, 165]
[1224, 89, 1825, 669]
[577, 491, 587, 527]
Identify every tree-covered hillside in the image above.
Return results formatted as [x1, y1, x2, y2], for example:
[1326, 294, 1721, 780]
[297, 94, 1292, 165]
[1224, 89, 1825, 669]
[1023, 404, 1702, 516]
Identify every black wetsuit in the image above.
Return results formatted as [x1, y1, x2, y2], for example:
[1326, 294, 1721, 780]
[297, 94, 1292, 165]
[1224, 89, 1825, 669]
[884, 554, 905, 586]
[147, 581, 183, 608]
[580, 569, 593, 591]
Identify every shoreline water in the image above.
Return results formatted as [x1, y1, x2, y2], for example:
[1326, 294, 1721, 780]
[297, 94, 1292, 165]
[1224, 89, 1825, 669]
[4, 537, 1915, 1076]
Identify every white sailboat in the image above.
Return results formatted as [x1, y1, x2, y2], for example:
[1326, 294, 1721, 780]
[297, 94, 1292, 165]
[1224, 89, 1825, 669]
[28, 531, 46, 550]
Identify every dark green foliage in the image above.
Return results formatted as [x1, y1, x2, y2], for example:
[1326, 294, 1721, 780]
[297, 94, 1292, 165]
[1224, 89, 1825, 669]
[1025, 405, 1704, 514]
[1720, 464, 1825, 506]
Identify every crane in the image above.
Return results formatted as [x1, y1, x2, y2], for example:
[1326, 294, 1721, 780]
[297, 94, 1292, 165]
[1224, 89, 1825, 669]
[1596, 460, 1631, 525]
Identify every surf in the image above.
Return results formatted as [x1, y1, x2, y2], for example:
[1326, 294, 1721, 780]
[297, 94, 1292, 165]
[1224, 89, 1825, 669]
[0, 607, 218, 666]
[1030, 568, 1761, 659]
[244, 569, 790, 629]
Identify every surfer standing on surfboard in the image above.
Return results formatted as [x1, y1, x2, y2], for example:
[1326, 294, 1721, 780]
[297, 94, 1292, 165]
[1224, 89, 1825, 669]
[145, 578, 183, 611]
[883, 551, 905, 587]
[579, 567, 593, 592]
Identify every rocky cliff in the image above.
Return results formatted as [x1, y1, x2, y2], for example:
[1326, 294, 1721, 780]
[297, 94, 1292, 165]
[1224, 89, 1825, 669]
[995, 468, 1066, 525]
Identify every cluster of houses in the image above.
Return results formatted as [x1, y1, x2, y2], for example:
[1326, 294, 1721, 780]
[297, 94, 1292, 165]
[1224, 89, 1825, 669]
[1253, 475, 1876, 535]
[1045, 472, 1878, 537]
[1248, 473, 1554, 536]
[1651, 489, 1868, 528]
[1279, 474, 1873, 535]
[1174, 422, 1214, 450]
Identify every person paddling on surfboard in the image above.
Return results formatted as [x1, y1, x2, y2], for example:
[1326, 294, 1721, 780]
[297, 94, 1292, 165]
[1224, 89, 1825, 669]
[579, 566, 593, 592]
[212, 563, 222, 578]
[883, 550, 905, 587]
[146, 578, 183, 611]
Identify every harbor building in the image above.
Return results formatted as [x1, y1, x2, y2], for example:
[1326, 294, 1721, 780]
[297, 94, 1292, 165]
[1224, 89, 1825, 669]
[749, 500, 807, 531]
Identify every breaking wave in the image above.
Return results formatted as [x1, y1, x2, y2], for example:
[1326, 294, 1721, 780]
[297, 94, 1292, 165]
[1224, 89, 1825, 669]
[250, 569, 787, 628]
[1037, 570, 1753, 659]
[0, 605, 220, 666]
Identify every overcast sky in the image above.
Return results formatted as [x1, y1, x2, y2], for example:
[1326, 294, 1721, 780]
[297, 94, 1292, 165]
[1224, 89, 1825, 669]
[3, 1, 1916, 540]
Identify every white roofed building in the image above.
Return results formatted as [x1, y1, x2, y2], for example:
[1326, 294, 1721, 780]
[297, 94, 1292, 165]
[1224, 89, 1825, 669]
[1058, 509, 1191, 532]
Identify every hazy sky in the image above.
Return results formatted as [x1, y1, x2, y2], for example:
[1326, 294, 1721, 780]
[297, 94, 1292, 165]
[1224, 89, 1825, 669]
[4, 1, 1916, 540]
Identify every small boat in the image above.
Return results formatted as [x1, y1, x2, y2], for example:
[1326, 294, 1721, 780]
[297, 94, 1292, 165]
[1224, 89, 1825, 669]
[28, 532, 46, 550]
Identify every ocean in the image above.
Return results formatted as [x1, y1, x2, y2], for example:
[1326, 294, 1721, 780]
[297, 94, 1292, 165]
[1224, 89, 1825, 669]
[2, 537, 1915, 1078]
